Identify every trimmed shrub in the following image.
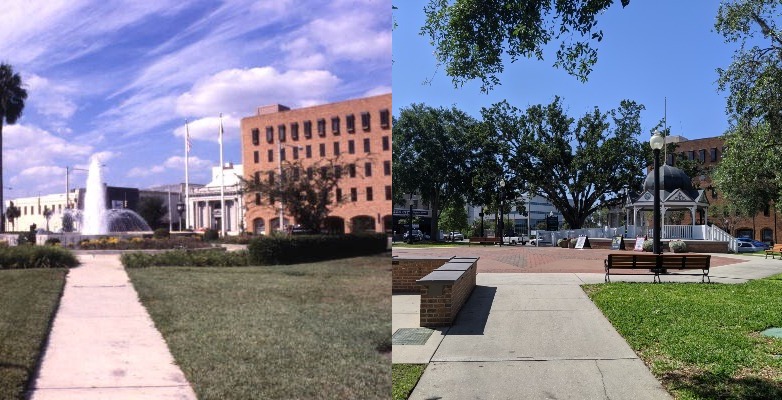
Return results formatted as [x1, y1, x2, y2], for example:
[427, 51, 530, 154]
[121, 249, 248, 268]
[0, 246, 79, 269]
[74, 236, 210, 250]
[45, 238, 61, 246]
[569, 238, 578, 248]
[669, 240, 688, 253]
[642, 239, 653, 252]
[247, 233, 388, 265]
[203, 229, 219, 241]
[153, 228, 170, 239]
[556, 238, 569, 248]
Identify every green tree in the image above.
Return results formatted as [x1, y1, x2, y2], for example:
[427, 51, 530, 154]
[43, 206, 53, 232]
[422, 0, 631, 92]
[242, 157, 351, 234]
[482, 97, 646, 229]
[0, 64, 28, 233]
[137, 196, 168, 230]
[393, 104, 481, 238]
[439, 200, 469, 240]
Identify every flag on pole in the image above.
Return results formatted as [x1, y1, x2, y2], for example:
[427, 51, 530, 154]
[185, 120, 192, 153]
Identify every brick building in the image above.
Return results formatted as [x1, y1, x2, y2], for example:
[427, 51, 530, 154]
[240, 93, 392, 234]
[667, 135, 780, 244]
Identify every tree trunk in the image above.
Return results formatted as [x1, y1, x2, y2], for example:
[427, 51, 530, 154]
[0, 120, 4, 233]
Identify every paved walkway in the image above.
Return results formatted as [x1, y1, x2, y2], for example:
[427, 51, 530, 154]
[393, 248, 782, 399]
[29, 254, 197, 400]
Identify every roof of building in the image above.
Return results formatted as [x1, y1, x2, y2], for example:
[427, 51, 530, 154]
[643, 165, 694, 194]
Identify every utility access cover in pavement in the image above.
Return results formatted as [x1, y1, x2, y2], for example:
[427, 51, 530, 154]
[392, 328, 434, 345]
[761, 328, 782, 338]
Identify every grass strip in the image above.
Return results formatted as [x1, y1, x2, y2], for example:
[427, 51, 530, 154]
[0, 269, 67, 400]
[128, 254, 390, 400]
[585, 274, 782, 399]
[392, 364, 426, 400]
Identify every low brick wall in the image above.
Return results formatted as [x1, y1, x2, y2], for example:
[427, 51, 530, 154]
[417, 258, 478, 327]
[391, 255, 452, 293]
[676, 240, 729, 253]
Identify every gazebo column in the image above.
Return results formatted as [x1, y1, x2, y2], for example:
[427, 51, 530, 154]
[661, 206, 668, 239]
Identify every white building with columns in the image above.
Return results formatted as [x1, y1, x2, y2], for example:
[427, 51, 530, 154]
[186, 163, 245, 234]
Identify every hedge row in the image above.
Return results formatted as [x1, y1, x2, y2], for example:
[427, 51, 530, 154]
[0, 246, 80, 269]
[121, 249, 249, 268]
[247, 233, 388, 265]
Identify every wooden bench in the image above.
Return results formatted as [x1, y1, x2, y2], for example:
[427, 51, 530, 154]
[765, 244, 782, 259]
[468, 237, 501, 246]
[604, 253, 711, 283]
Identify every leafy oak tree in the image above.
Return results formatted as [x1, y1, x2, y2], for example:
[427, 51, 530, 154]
[482, 97, 646, 229]
[393, 104, 481, 238]
[422, 0, 631, 92]
[439, 200, 469, 240]
[137, 197, 168, 230]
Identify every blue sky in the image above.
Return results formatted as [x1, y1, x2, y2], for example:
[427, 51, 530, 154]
[393, 1, 736, 141]
[2, 0, 391, 199]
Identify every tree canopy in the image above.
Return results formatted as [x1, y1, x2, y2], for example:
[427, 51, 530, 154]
[392, 104, 483, 237]
[482, 97, 646, 229]
[0, 63, 27, 233]
[421, 0, 631, 92]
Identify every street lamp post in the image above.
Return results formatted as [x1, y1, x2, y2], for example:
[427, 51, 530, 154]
[650, 131, 665, 255]
[479, 207, 485, 237]
[408, 193, 414, 244]
[176, 202, 185, 231]
[499, 179, 505, 247]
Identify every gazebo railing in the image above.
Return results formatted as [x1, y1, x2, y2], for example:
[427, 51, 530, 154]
[663, 225, 694, 239]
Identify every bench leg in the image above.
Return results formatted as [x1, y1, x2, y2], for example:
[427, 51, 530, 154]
[703, 270, 710, 283]
[653, 272, 660, 283]
[605, 271, 610, 283]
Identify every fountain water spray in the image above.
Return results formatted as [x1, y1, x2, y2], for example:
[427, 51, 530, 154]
[80, 156, 108, 234]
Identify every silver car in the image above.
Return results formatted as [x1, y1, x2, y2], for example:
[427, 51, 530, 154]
[736, 241, 763, 253]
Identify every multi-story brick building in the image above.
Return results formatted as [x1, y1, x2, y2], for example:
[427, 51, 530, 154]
[240, 93, 392, 234]
[667, 135, 780, 244]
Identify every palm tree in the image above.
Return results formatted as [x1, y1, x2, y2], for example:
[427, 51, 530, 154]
[0, 64, 28, 233]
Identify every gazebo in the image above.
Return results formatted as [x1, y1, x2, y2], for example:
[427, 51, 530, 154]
[625, 165, 710, 239]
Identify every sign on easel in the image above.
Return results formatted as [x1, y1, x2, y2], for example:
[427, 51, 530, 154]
[574, 236, 591, 249]
[611, 236, 625, 250]
[633, 237, 646, 252]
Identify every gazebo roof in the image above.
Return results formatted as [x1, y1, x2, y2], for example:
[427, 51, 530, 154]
[626, 165, 709, 210]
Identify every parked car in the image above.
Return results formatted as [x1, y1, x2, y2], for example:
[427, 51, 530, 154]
[403, 230, 424, 242]
[444, 231, 464, 241]
[503, 234, 528, 245]
[736, 241, 764, 253]
[752, 240, 770, 250]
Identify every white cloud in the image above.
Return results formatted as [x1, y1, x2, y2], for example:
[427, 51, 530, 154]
[176, 67, 341, 117]
[24, 73, 78, 120]
[364, 86, 392, 97]
[173, 115, 241, 143]
[4, 124, 92, 171]
[127, 155, 212, 178]
[127, 165, 165, 178]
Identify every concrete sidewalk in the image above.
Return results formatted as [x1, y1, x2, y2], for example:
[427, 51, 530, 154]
[394, 257, 782, 399]
[29, 254, 196, 400]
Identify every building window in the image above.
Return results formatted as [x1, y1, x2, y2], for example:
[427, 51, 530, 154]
[278, 124, 286, 142]
[666, 153, 674, 166]
[365, 162, 372, 177]
[266, 126, 274, 143]
[303, 120, 312, 139]
[306, 145, 312, 158]
[698, 149, 705, 163]
[251, 128, 260, 145]
[348, 140, 355, 154]
[255, 193, 261, 205]
[317, 118, 326, 137]
[349, 164, 356, 178]
[335, 165, 342, 179]
[350, 188, 358, 202]
[319, 143, 326, 157]
[280, 148, 286, 161]
[346, 114, 355, 133]
[254, 171, 261, 184]
[366, 187, 373, 201]
[383, 160, 391, 175]
[382, 136, 389, 151]
[292, 167, 300, 181]
[253, 151, 259, 163]
[385, 185, 392, 200]
[268, 171, 275, 186]
[293, 147, 299, 159]
[687, 150, 695, 160]
[307, 167, 314, 180]
[361, 112, 371, 131]
[380, 109, 390, 129]
[363, 138, 371, 153]
[333, 142, 340, 155]
[710, 147, 717, 162]
[331, 117, 340, 135]
[336, 188, 342, 202]
[291, 123, 299, 141]
[268, 149, 274, 162]
[762, 228, 773, 242]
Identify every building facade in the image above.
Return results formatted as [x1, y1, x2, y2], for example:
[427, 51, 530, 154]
[667, 135, 780, 243]
[182, 163, 244, 234]
[240, 93, 392, 234]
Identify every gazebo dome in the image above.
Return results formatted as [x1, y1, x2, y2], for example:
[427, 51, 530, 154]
[643, 165, 694, 193]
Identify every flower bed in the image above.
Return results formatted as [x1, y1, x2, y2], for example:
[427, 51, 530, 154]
[72, 236, 212, 250]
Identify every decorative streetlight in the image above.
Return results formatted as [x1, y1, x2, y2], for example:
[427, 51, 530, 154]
[650, 131, 665, 255]
[499, 179, 506, 247]
[176, 202, 185, 231]
[408, 193, 414, 244]
[479, 207, 485, 237]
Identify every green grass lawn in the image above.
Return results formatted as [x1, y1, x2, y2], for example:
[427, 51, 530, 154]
[0, 269, 67, 400]
[392, 364, 426, 400]
[128, 253, 390, 400]
[585, 275, 782, 399]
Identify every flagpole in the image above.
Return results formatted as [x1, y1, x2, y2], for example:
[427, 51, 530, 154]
[219, 113, 226, 237]
[185, 120, 191, 230]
